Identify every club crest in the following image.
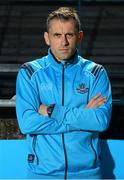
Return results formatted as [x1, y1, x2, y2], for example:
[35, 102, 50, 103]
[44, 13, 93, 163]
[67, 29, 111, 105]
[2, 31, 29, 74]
[76, 83, 89, 94]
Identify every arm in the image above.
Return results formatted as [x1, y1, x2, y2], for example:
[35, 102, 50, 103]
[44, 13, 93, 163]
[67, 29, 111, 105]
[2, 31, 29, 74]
[39, 93, 107, 115]
[39, 92, 108, 132]
[16, 68, 71, 135]
[49, 67, 112, 132]
[16, 66, 112, 135]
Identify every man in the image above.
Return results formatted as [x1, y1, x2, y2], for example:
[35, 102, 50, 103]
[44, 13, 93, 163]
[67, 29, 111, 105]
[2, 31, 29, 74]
[16, 7, 112, 179]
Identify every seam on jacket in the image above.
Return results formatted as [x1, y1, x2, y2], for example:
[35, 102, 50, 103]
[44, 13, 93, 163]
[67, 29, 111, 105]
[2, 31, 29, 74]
[91, 136, 97, 167]
[32, 135, 39, 165]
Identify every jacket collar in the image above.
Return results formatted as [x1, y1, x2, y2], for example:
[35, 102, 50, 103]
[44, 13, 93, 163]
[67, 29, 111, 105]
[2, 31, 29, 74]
[47, 48, 79, 68]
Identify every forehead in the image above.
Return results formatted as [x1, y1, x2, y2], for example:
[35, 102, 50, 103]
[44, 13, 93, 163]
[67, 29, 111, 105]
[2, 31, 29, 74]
[48, 18, 77, 32]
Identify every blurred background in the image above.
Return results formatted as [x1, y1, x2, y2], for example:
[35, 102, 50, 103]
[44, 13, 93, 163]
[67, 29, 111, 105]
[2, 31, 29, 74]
[0, 0, 124, 179]
[0, 0, 124, 139]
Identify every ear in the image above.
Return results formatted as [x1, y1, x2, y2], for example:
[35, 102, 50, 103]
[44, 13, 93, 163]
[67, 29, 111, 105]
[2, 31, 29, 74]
[77, 31, 84, 43]
[44, 32, 50, 46]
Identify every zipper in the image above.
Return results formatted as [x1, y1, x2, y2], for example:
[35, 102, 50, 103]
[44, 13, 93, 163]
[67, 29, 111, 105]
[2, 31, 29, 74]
[62, 63, 68, 179]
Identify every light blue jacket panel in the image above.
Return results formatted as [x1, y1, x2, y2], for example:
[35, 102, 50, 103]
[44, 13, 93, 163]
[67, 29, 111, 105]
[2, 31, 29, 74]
[16, 49, 112, 179]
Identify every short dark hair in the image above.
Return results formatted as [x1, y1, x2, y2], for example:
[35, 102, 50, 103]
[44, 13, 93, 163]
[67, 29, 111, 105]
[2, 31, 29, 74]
[46, 7, 81, 32]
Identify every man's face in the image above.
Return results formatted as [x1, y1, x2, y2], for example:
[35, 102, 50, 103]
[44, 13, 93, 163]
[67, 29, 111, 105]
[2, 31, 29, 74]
[44, 19, 83, 61]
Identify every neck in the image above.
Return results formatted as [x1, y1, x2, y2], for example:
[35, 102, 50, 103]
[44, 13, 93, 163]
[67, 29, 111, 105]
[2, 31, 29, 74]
[50, 49, 77, 64]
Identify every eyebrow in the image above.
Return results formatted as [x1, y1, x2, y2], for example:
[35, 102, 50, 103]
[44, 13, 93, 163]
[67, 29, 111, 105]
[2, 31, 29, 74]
[52, 32, 76, 35]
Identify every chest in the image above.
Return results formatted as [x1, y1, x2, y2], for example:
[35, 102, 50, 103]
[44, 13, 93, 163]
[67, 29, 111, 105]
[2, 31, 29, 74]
[36, 68, 91, 107]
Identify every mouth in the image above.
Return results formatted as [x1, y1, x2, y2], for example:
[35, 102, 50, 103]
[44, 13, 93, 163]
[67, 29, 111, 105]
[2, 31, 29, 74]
[59, 48, 69, 52]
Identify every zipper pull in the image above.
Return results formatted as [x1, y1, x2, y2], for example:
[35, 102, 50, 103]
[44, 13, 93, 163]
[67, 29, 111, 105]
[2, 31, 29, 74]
[61, 61, 68, 68]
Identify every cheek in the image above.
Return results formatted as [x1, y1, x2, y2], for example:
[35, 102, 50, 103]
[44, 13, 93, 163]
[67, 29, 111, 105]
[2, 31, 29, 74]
[49, 39, 59, 47]
[70, 40, 78, 48]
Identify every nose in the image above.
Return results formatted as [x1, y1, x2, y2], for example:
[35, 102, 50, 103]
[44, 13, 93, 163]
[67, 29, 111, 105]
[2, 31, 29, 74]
[61, 35, 69, 46]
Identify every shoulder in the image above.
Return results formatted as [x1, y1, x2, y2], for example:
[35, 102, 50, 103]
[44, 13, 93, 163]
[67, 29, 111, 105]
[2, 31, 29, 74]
[78, 56, 104, 78]
[20, 56, 48, 79]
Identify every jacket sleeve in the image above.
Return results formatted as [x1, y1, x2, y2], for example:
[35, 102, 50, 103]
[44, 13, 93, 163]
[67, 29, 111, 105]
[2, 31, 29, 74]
[16, 68, 71, 135]
[51, 66, 112, 132]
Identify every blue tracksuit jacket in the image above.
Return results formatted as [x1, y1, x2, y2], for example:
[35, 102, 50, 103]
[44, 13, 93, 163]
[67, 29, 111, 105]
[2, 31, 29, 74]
[16, 49, 112, 179]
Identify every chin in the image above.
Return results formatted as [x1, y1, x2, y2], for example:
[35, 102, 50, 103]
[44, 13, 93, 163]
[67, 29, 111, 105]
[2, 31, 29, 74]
[60, 54, 71, 60]
[60, 57, 70, 61]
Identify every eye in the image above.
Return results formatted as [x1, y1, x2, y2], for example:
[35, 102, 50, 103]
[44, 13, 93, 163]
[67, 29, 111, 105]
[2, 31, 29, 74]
[53, 33, 61, 38]
[66, 33, 75, 39]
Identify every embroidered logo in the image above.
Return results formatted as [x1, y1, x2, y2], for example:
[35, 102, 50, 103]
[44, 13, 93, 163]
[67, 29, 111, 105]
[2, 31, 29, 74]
[76, 83, 89, 94]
